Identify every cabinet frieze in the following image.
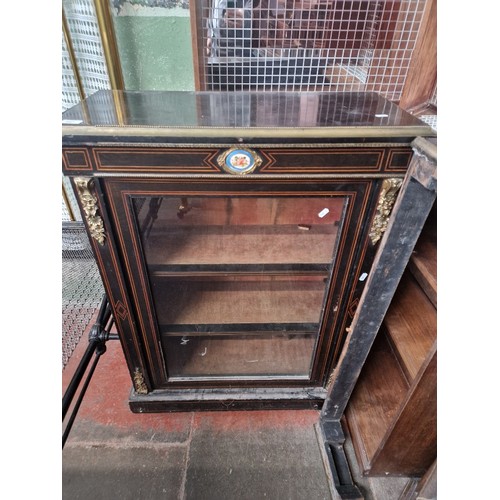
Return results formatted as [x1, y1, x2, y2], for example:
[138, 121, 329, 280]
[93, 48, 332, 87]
[62, 144, 413, 176]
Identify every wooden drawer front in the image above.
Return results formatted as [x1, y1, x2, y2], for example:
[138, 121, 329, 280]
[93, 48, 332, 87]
[259, 148, 385, 174]
[62, 148, 92, 172]
[93, 147, 222, 173]
[385, 148, 413, 172]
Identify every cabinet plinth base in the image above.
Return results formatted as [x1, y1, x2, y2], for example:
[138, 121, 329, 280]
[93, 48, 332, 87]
[317, 419, 363, 500]
[128, 387, 327, 413]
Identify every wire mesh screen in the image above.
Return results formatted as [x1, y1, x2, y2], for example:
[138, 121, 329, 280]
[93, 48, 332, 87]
[62, 0, 111, 111]
[62, 1, 111, 368]
[62, 198, 73, 222]
[196, 90, 403, 127]
[62, 222, 106, 369]
[419, 113, 436, 130]
[62, 32, 82, 112]
[62, 176, 83, 222]
[202, 0, 426, 100]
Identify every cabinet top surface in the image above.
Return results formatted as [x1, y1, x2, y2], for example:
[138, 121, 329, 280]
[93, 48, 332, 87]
[62, 90, 433, 140]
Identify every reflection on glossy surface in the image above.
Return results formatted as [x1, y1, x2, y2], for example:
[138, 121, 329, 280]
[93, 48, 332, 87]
[163, 334, 316, 378]
[134, 196, 345, 266]
[62, 90, 428, 130]
[131, 194, 347, 379]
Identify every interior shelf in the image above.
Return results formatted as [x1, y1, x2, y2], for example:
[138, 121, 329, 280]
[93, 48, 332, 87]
[149, 263, 330, 276]
[346, 202, 437, 476]
[153, 276, 328, 327]
[384, 272, 436, 382]
[137, 196, 344, 266]
[162, 334, 316, 378]
[138, 196, 345, 227]
[159, 323, 318, 335]
[143, 224, 339, 267]
[345, 329, 409, 468]
[408, 223, 437, 308]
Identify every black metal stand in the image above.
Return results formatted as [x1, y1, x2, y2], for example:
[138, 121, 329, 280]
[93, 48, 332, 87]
[62, 294, 118, 448]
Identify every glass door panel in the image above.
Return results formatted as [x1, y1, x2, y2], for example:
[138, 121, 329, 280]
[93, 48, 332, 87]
[136, 197, 344, 266]
[152, 275, 327, 326]
[132, 194, 347, 380]
[162, 334, 317, 378]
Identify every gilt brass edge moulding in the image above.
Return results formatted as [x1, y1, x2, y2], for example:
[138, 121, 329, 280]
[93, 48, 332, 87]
[94, 172, 404, 180]
[84, 142, 412, 149]
[369, 178, 403, 245]
[74, 177, 106, 246]
[62, 125, 434, 139]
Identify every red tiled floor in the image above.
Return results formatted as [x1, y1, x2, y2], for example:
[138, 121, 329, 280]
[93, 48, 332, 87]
[63, 314, 192, 443]
[63, 314, 321, 444]
[62, 315, 411, 499]
[62, 315, 334, 500]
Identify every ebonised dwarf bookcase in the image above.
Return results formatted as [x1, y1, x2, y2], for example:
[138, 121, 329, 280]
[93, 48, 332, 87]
[62, 90, 434, 419]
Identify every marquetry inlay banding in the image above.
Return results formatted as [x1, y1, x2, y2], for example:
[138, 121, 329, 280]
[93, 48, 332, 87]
[93, 147, 222, 173]
[386, 148, 412, 171]
[259, 148, 385, 173]
[348, 298, 360, 318]
[62, 148, 92, 171]
[114, 300, 128, 320]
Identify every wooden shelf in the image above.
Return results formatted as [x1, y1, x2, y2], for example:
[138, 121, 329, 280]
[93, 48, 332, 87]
[143, 224, 339, 267]
[408, 225, 437, 308]
[153, 276, 327, 326]
[138, 196, 343, 266]
[345, 330, 409, 470]
[162, 334, 316, 378]
[384, 272, 436, 382]
[146, 197, 345, 227]
[346, 207, 437, 477]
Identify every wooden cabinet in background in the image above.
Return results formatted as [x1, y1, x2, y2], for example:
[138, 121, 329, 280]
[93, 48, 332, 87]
[346, 207, 436, 476]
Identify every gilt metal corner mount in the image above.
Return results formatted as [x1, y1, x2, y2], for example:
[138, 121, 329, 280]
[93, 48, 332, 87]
[74, 177, 106, 246]
[369, 178, 403, 245]
[133, 368, 148, 395]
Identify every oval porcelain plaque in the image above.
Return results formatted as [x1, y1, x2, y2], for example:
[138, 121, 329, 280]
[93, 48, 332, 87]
[218, 148, 262, 175]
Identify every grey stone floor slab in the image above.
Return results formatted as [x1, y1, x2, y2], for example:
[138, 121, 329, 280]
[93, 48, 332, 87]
[62, 333, 413, 500]
[343, 433, 414, 500]
[62, 445, 187, 500]
[66, 418, 192, 446]
[185, 425, 332, 500]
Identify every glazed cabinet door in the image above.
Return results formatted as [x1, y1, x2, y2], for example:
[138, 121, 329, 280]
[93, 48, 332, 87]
[103, 178, 375, 390]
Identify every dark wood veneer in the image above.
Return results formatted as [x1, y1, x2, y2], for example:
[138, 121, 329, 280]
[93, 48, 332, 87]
[62, 145, 414, 175]
[62, 148, 92, 171]
[93, 147, 222, 173]
[62, 90, 433, 411]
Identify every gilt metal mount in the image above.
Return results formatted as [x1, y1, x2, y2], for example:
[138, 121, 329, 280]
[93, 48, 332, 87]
[369, 178, 403, 245]
[74, 177, 106, 246]
[133, 368, 148, 395]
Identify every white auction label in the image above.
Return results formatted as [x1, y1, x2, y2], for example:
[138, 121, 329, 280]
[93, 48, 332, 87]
[318, 208, 330, 218]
